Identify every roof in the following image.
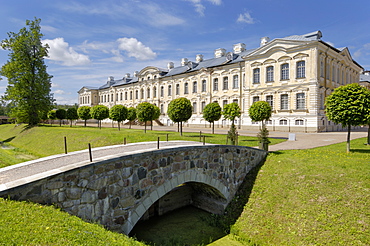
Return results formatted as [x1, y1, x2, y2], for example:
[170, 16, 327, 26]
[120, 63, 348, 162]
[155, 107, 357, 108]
[281, 30, 322, 41]
[360, 73, 370, 82]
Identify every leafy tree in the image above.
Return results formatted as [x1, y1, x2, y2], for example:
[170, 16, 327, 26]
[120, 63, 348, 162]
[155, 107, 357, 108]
[109, 105, 128, 131]
[136, 102, 156, 133]
[222, 103, 241, 145]
[203, 102, 222, 134]
[325, 83, 370, 153]
[47, 110, 56, 126]
[0, 18, 54, 126]
[77, 106, 91, 127]
[150, 105, 161, 130]
[167, 97, 192, 136]
[66, 108, 78, 127]
[55, 109, 66, 126]
[90, 105, 109, 129]
[126, 107, 136, 129]
[249, 101, 272, 150]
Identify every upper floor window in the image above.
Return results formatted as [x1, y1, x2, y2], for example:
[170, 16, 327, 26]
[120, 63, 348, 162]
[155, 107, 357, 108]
[252, 96, 260, 104]
[160, 104, 164, 114]
[202, 80, 207, 92]
[193, 81, 197, 93]
[125, 92, 127, 100]
[280, 94, 288, 110]
[296, 61, 305, 78]
[233, 75, 239, 89]
[266, 66, 274, 82]
[213, 78, 218, 91]
[176, 84, 180, 95]
[135, 90, 139, 99]
[320, 61, 324, 77]
[147, 88, 150, 98]
[266, 95, 273, 109]
[168, 85, 172, 96]
[223, 100, 228, 108]
[253, 68, 260, 84]
[130, 91, 133, 100]
[281, 63, 289, 80]
[192, 102, 197, 113]
[153, 87, 157, 98]
[141, 89, 144, 99]
[184, 82, 189, 94]
[160, 86, 164, 97]
[223, 77, 228, 90]
[233, 99, 238, 104]
[296, 93, 305, 110]
[201, 101, 206, 112]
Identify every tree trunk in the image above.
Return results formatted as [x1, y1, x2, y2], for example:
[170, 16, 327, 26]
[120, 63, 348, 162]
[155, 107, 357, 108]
[180, 121, 183, 136]
[129, 121, 132, 129]
[151, 120, 153, 130]
[84, 119, 87, 127]
[177, 122, 179, 132]
[368, 125, 370, 145]
[347, 125, 351, 153]
[59, 120, 62, 127]
[212, 121, 215, 134]
[70, 120, 72, 127]
[144, 121, 147, 133]
[118, 121, 121, 131]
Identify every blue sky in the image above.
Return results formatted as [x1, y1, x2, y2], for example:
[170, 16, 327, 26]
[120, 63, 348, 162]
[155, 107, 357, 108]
[1, 0, 370, 104]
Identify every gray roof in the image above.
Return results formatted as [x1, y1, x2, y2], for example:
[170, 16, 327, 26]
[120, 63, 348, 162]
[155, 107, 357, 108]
[282, 31, 322, 41]
[360, 73, 370, 82]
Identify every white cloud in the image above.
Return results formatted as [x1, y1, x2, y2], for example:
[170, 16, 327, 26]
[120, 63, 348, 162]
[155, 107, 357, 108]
[117, 38, 157, 61]
[354, 43, 370, 59]
[43, 38, 91, 66]
[187, 0, 222, 16]
[41, 25, 58, 34]
[54, 89, 70, 95]
[237, 12, 256, 24]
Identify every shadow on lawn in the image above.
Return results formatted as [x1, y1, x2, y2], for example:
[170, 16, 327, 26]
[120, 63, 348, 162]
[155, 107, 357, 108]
[351, 148, 370, 154]
[1, 136, 15, 143]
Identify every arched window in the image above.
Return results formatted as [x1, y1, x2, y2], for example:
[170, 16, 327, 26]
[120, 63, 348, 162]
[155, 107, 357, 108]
[160, 86, 164, 97]
[184, 83, 189, 94]
[213, 78, 218, 91]
[253, 68, 260, 84]
[193, 81, 197, 93]
[153, 87, 157, 98]
[296, 61, 305, 78]
[168, 85, 172, 96]
[233, 75, 239, 89]
[202, 80, 207, 92]
[279, 119, 288, 125]
[295, 119, 304, 125]
[223, 76, 228, 89]
[141, 89, 144, 99]
[176, 84, 180, 95]
[281, 63, 289, 80]
[147, 88, 150, 98]
[266, 66, 274, 82]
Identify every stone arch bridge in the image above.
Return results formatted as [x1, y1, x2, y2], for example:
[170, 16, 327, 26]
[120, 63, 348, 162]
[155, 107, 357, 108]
[0, 141, 267, 235]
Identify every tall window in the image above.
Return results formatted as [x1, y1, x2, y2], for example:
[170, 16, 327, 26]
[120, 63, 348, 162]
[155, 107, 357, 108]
[266, 66, 274, 82]
[116, 94, 118, 101]
[125, 92, 127, 100]
[223, 100, 228, 108]
[153, 87, 157, 98]
[213, 78, 218, 91]
[233, 75, 239, 89]
[192, 102, 197, 113]
[233, 99, 238, 104]
[130, 91, 133, 100]
[141, 89, 144, 99]
[296, 93, 305, 110]
[223, 77, 228, 90]
[176, 84, 180, 95]
[135, 90, 138, 99]
[266, 95, 273, 109]
[252, 96, 259, 104]
[296, 61, 305, 78]
[320, 61, 324, 77]
[160, 104, 164, 114]
[184, 82, 189, 94]
[193, 81, 197, 93]
[202, 80, 207, 92]
[168, 85, 172, 96]
[280, 94, 288, 110]
[147, 88, 150, 98]
[253, 68, 260, 84]
[120, 93, 123, 101]
[201, 101, 206, 112]
[281, 63, 289, 80]
[160, 86, 164, 97]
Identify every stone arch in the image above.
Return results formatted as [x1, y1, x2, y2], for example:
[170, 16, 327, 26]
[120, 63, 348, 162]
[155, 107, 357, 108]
[123, 170, 230, 234]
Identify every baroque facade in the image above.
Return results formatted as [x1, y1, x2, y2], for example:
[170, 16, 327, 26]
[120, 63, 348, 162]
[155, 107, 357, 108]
[78, 31, 363, 132]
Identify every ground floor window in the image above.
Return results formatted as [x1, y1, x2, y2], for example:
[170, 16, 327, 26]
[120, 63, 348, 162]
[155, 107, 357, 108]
[295, 119, 304, 125]
[279, 119, 288, 125]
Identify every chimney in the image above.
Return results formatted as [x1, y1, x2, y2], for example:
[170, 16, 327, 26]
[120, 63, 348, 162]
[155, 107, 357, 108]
[214, 48, 226, 58]
[167, 62, 174, 70]
[108, 76, 114, 81]
[260, 37, 270, 46]
[133, 71, 138, 77]
[125, 73, 130, 78]
[181, 58, 188, 66]
[233, 43, 246, 54]
[196, 54, 203, 62]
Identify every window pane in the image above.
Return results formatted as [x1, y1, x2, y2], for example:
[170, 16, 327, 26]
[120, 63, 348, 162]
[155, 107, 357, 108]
[266, 95, 273, 109]
[233, 75, 239, 89]
[296, 93, 305, 109]
[223, 77, 228, 90]
[281, 63, 289, 80]
[213, 78, 218, 91]
[280, 94, 288, 110]
[202, 80, 207, 92]
[266, 66, 274, 82]
[297, 61, 305, 78]
[253, 68, 260, 83]
[193, 81, 197, 93]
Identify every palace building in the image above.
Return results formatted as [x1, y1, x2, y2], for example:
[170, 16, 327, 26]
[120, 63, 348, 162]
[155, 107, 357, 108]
[78, 31, 363, 132]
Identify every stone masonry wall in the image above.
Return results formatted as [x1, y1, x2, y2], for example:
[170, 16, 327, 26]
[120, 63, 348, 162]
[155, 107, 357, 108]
[0, 145, 267, 235]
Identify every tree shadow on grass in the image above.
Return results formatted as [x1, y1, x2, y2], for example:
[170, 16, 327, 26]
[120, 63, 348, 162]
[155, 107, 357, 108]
[1, 136, 15, 143]
[350, 149, 370, 154]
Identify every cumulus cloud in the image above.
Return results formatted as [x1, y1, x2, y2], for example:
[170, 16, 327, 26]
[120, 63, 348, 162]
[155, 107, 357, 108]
[53, 89, 70, 95]
[187, 0, 222, 16]
[354, 43, 370, 59]
[117, 38, 157, 61]
[42, 38, 91, 66]
[237, 12, 256, 24]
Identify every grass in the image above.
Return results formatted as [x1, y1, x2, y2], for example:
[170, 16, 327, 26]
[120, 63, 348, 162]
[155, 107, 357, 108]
[0, 124, 284, 168]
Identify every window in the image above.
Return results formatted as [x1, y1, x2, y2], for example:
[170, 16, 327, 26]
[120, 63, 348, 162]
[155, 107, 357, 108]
[116, 94, 118, 101]
[201, 101, 206, 112]
[296, 61, 305, 78]
[320, 61, 324, 77]
[295, 119, 304, 125]
[176, 84, 180, 95]
[160, 104, 164, 114]
[160, 86, 164, 97]
[279, 119, 288, 125]
[130, 91, 133, 100]
[233, 99, 238, 104]
[192, 102, 197, 113]
[223, 77, 228, 90]
[223, 100, 228, 108]
[153, 87, 157, 98]
[147, 88, 150, 98]
[213, 78, 218, 91]
[125, 92, 127, 100]
[184, 83, 189, 94]
[202, 80, 207, 92]
[266, 95, 273, 109]
[252, 96, 259, 104]
[296, 93, 305, 110]
[233, 75, 239, 89]
[193, 81, 197, 93]
[280, 94, 288, 110]
[266, 66, 274, 82]
[135, 90, 138, 99]
[120, 93, 123, 101]
[281, 63, 289, 80]
[253, 68, 260, 84]
[168, 85, 172, 96]
[141, 89, 144, 99]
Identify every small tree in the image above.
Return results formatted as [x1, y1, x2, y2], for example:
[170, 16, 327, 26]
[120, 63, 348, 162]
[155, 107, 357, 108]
[222, 103, 241, 145]
[136, 102, 156, 133]
[77, 106, 91, 127]
[109, 105, 128, 131]
[151, 105, 161, 130]
[249, 101, 272, 150]
[90, 105, 109, 129]
[167, 97, 192, 136]
[66, 108, 78, 127]
[325, 83, 370, 153]
[47, 110, 56, 126]
[55, 108, 66, 126]
[127, 107, 136, 129]
[203, 102, 222, 134]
